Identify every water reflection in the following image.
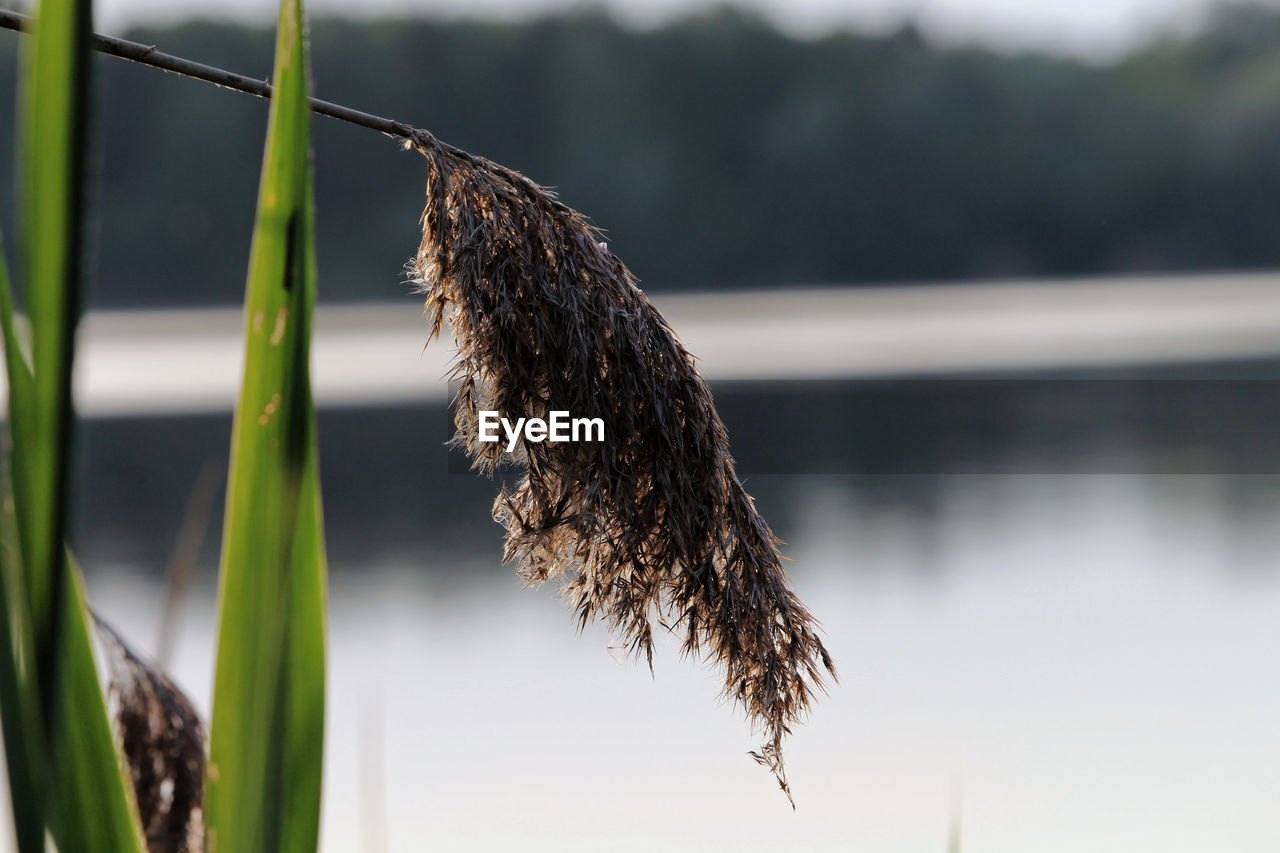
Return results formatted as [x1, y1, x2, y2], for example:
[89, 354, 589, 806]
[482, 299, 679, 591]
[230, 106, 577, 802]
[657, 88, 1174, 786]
[38, 374, 1280, 852]
[73, 372, 1280, 572]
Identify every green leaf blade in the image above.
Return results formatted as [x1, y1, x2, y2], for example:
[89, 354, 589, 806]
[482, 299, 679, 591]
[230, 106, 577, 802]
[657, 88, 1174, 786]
[4, 0, 148, 851]
[47, 559, 146, 853]
[0, 238, 46, 853]
[17, 0, 89, 659]
[205, 0, 328, 850]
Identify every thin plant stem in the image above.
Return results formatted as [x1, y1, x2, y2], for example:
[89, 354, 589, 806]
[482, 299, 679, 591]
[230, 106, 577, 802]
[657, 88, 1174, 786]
[154, 459, 221, 670]
[0, 8, 450, 149]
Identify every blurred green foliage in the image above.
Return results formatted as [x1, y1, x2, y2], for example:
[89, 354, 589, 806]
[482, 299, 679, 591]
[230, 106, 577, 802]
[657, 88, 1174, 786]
[7, 4, 1280, 306]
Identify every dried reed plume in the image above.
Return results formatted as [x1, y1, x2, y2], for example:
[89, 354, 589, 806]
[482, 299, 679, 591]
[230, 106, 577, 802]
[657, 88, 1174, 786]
[95, 616, 206, 853]
[409, 128, 834, 804]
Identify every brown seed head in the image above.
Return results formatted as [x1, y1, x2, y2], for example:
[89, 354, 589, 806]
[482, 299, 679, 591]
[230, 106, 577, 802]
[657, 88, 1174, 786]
[95, 616, 206, 852]
[409, 129, 835, 804]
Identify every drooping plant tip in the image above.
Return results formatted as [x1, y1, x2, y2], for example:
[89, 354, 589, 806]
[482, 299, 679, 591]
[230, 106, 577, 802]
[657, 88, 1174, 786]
[409, 128, 835, 804]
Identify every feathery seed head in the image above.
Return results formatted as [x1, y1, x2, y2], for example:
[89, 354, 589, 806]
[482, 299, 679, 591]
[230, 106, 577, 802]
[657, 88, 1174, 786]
[409, 129, 835, 804]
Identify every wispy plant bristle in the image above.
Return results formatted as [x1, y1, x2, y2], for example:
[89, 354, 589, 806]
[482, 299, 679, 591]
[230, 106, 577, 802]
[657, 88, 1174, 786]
[410, 129, 835, 804]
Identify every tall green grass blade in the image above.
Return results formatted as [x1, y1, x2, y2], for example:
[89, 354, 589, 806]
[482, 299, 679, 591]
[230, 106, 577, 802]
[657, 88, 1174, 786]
[47, 555, 144, 852]
[6, 0, 147, 849]
[0, 237, 46, 853]
[0, 234, 36, 578]
[205, 0, 327, 850]
[17, 0, 88, 666]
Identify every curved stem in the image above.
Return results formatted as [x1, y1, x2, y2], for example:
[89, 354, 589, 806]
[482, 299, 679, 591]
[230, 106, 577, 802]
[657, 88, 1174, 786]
[0, 8, 419, 141]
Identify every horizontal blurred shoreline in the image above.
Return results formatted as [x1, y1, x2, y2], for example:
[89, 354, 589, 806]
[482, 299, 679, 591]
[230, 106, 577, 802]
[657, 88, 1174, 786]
[31, 271, 1280, 416]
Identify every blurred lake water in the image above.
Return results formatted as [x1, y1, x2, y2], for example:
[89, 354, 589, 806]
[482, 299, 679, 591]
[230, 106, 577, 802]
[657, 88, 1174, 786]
[21, 371, 1275, 852]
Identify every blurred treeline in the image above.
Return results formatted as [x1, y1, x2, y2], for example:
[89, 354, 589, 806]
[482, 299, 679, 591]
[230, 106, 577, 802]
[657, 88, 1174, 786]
[5, 4, 1280, 306]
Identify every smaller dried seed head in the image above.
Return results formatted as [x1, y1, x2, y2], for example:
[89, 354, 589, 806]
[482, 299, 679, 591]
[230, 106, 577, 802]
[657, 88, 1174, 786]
[409, 129, 835, 804]
[95, 615, 206, 853]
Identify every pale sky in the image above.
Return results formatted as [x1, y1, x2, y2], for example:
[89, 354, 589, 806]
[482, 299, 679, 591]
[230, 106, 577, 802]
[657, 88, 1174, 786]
[82, 0, 1265, 61]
